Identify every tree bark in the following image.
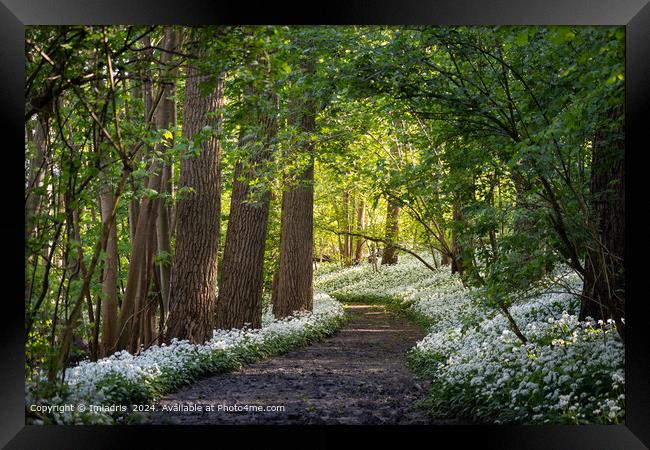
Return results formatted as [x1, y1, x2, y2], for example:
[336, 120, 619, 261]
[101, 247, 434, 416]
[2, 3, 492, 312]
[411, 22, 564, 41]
[341, 191, 351, 265]
[381, 199, 400, 265]
[347, 194, 354, 262]
[273, 69, 316, 318]
[216, 91, 277, 330]
[116, 40, 160, 353]
[140, 225, 158, 349]
[25, 115, 48, 318]
[215, 159, 272, 330]
[354, 198, 366, 261]
[25, 116, 47, 243]
[579, 105, 625, 340]
[117, 169, 160, 353]
[165, 65, 224, 344]
[99, 183, 119, 357]
[154, 27, 177, 322]
[441, 252, 451, 266]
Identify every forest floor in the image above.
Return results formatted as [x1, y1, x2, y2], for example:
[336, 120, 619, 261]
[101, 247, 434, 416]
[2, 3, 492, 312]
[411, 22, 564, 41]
[142, 303, 451, 425]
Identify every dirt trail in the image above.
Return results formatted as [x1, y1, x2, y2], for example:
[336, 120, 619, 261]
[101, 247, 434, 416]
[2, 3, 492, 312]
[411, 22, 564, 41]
[143, 304, 443, 425]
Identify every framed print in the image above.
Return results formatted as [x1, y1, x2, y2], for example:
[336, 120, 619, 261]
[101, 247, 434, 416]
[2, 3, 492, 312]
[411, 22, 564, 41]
[2, 0, 649, 448]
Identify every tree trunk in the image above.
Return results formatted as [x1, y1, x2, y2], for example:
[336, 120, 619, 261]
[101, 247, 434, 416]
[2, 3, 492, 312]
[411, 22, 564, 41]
[154, 27, 177, 322]
[341, 191, 351, 265]
[579, 105, 625, 341]
[381, 200, 400, 265]
[25, 115, 48, 314]
[165, 65, 224, 344]
[216, 91, 277, 330]
[273, 62, 316, 318]
[25, 116, 47, 243]
[156, 165, 172, 317]
[122, 173, 160, 353]
[347, 194, 354, 262]
[354, 198, 365, 261]
[137, 215, 158, 350]
[441, 252, 451, 266]
[99, 183, 119, 357]
[141, 234, 157, 349]
[215, 160, 272, 330]
[116, 42, 160, 352]
[128, 191, 139, 243]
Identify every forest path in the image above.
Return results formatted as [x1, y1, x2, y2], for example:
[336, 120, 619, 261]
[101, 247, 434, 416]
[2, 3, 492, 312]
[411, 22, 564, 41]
[142, 304, 445, 425]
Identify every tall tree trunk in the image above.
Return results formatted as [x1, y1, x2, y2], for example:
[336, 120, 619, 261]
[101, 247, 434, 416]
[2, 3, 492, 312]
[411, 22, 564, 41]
[25, 116, 48, 307]
[116, 40, 160, 353]
[99, 183, 119, 357]
[354, 198, 366, 261]
[25, 116, 47, 243]
[215, 159, 271, 331]
[345, 193, 356, 264]
[216, 91, 277, 330]
[166, 65, 224, 344]
[128, 189, 140, 242]
[381, 199, 400, 265]
[579, 105, 625, 340]
[135, 214, 158, 351]
[273, 61, 316, 318]
[141, 230, 158, 349]
[69, 194, 97, 358]
[341, 191, 351, 265]
[118, 171, 160, 353]
[156, 169, 172, 317]
[154, 27, 177, 322]
[151, 265, 165, 345]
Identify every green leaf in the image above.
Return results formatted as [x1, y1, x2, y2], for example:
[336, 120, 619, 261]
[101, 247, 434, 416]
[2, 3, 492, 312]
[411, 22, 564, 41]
[279, 61, 292, 75]
[514, 30, 529, 46]
[549, 27, 576, 44]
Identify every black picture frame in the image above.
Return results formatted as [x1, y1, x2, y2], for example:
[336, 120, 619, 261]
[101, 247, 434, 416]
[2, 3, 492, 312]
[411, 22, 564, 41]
[3, 1, 649, 448]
